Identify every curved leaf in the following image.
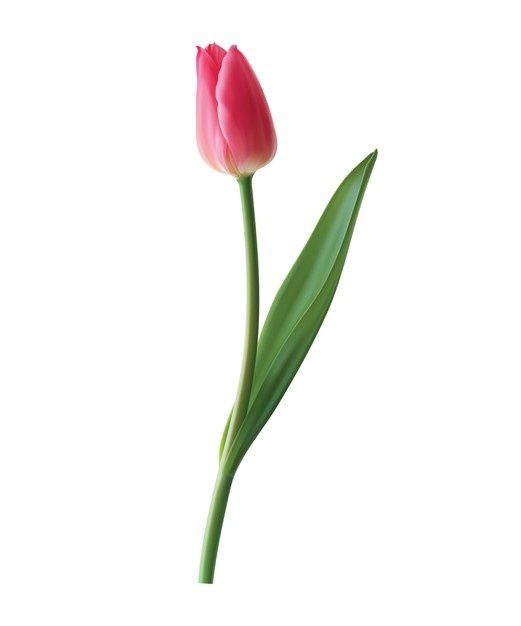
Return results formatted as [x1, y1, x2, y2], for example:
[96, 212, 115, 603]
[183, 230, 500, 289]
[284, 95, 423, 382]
[218, 413, 230, 459]
[221, 151, 377, 472]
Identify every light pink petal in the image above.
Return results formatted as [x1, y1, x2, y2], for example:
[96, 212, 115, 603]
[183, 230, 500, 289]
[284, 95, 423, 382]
[196, 47, 238, 175]
[216, 45, 277, 175]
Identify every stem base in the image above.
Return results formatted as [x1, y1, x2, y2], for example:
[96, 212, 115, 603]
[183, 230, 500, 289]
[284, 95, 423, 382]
[198, 472, 234, 584]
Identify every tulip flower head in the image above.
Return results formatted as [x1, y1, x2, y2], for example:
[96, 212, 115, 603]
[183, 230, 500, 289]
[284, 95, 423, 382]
[196, 44, 277, 177]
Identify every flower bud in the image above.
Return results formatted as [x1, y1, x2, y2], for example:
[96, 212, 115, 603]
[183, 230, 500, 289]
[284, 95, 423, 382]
[196, 44, 277, 177]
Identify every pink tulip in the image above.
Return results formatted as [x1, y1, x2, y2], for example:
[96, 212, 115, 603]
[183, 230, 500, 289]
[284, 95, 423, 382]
[196, 44, 277, 177]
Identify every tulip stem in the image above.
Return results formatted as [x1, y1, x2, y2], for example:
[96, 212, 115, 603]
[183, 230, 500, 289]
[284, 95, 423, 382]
[198, 470, 234, 584]
[199, 175, 259, 583]
[221, 175, 259, 462]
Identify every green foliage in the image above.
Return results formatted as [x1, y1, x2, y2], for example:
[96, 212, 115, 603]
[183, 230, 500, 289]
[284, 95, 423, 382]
[221, 151, 377, 473]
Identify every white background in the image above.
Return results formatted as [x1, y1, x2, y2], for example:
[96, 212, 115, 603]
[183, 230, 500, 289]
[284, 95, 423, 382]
[1, 0, 520, 623]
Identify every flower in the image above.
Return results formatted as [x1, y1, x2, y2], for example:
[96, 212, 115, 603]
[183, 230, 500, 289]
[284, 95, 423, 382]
[196, 44, 277, 177]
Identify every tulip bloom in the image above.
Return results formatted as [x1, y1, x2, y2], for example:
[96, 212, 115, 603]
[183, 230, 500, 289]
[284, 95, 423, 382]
[196, 44, 277, 177]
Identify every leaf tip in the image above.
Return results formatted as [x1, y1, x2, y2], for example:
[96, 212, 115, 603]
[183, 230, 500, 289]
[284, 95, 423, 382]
[360, 149, 378, 171]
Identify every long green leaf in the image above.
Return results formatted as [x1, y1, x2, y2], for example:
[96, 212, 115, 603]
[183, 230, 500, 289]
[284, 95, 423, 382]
[221, 151, 377, 472]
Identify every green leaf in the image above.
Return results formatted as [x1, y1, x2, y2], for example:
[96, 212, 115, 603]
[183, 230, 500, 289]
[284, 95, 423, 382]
[221, 150, 377, 473]
[218, 413, 230, 460]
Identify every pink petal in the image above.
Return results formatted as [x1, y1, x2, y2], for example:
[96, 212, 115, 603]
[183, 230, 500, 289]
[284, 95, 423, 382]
[196, 46, 238, 175]
[216, 46, 277, 175]
[205, 43, 227, 70]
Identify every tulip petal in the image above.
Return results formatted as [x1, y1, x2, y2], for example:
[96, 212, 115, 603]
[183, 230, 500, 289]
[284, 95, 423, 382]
[216, 46, 277, 175]
[196, 47, 238, 175]
[205, 43, 227, 69]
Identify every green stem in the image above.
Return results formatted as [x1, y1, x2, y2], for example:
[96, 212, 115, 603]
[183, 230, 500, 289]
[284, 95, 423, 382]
[198, 471, 234, 584]
[221, 175, 259, 462]
[198, 175, 259, 584]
